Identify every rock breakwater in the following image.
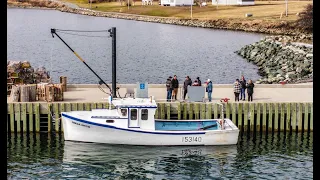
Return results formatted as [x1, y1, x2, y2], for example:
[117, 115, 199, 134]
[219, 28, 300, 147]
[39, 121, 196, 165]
[236, 36, 313, 84]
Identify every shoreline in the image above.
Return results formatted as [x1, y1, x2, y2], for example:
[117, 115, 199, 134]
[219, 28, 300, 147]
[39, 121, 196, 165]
[7, 4, 313, 39]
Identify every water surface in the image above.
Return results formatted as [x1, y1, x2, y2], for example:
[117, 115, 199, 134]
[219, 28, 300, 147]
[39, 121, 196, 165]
[7, 132, 313, 179]
[7, 8, 264, 84]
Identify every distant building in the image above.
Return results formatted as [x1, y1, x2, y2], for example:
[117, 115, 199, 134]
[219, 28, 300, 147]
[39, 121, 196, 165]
[160, 0, 194, 6]
[212, 0, 255, 6]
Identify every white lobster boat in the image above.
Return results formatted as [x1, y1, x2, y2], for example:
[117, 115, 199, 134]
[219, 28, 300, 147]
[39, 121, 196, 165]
[61, 97, 239, 146]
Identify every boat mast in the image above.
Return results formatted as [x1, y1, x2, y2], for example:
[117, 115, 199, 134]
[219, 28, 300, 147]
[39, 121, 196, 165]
[50, 28, 113, 95]
[109, 27, 117, 98]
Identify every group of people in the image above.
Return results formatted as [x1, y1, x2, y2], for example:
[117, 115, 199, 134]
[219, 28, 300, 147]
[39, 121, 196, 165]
[233, 75, 255, 102]
[165, 75, 255, 102]
[165, 75, 213, 102]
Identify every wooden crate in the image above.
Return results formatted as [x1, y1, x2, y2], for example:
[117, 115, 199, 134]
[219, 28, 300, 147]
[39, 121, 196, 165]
[53, 84, 64, 101]
[36, 83, 64, 102]
[36, 84, 47, 101]
[45, 85, 55, 102]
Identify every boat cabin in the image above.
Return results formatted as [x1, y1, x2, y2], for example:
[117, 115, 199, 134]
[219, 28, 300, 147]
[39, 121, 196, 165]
[91, 97, 157, 131]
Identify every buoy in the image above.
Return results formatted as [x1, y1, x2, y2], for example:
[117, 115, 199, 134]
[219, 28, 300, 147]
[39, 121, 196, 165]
[220, 98, 230, 103]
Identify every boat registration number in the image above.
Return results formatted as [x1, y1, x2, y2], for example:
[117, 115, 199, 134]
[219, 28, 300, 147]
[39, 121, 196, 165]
[182, 137, 202, 143]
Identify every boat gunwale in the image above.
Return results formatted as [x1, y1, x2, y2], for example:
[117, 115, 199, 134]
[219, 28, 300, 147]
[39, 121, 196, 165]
[62, 113, 239, 135]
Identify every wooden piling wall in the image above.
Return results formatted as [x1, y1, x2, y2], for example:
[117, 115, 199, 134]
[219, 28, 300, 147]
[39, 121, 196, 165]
[7, 102, 313, 134]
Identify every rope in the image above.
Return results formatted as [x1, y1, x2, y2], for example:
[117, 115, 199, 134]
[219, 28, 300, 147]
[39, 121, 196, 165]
[50, 40, 54, 83]
[45, 103, 62, 121]
[98, 84, 111, 95]
[57, 31, 110, 38]
[55, 29, 109, 32]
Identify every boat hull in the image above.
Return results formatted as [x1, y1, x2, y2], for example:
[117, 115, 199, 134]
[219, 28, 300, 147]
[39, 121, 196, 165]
[61, 113, 239, 146]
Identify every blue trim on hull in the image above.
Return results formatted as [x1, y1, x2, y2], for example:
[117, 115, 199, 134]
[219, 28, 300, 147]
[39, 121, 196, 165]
[62, 113, 206, 135]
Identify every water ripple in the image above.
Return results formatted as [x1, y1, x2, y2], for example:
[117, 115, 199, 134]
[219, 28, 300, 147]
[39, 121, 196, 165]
[7, 132, 313, 179]
[7, 8, 264, 84]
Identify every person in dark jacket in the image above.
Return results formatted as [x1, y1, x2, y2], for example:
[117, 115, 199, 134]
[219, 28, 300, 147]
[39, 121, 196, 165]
[166, 76, 172, 102]
[171, 75, 179, 100]
[240, 75, 247, 101]
[206, 79, 213, 102]
[246, 79, 255, 102]
[196, 77, 202, 86]
[183, 76, 192, 100]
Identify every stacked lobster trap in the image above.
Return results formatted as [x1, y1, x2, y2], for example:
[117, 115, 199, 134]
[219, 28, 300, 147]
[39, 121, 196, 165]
[7, 60, 67, 102]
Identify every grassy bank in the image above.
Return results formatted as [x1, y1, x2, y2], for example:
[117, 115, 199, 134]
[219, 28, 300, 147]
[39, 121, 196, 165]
[8, 0, 65, 8]
[7, 0, 313, 37]
[63, 0, 311, 21]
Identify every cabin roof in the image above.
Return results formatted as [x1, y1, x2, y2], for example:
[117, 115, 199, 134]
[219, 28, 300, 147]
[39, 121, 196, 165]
[112, 98, 157, 108]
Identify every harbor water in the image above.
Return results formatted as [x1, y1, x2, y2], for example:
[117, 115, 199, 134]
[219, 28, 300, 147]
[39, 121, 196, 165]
[7, 8, 264, 84]
[7, 132, 313, 179]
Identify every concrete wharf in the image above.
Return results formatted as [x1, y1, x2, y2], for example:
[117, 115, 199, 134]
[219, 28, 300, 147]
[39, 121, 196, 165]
[7, 83, 313, 134]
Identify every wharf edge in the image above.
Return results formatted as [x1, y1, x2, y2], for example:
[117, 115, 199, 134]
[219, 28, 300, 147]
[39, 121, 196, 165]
[7, 102, 313, 134]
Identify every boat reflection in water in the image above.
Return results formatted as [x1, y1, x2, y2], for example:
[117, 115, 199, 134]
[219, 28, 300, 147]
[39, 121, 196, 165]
[63, 141, 238, 179]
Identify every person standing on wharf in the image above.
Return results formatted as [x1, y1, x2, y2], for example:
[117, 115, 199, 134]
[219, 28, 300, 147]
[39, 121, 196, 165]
[166, 76, 173, 102]
[171, 75, 179, 100]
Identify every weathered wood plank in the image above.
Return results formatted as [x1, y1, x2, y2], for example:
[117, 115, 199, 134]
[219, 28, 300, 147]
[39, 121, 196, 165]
[54, 103, 60, 132]
[160, 103, 165, 119]
[310, 103, 313, 131]
[206, 103, 212, 119]
[297, 103, 303, 132]
[9, 104, 15, 132]
[66, 103, 71, 112]
[256, 103, 261, 132]
[47, 104, 52, 132]
[177, 103, 181, 120]
[262, 103, 267, 132]
[304, 103, 309, 132]
[21, 103, 27, 132]
[104, 102, 109, 109]
[274, 103, 279, 132]
[238, 103, 243, 129]
[60, 103, 65, 132]
[286, 103, 291, 131]
[201, 104, 206, 119]
[154, 103, 159, 119]
[166, 103, 170, 120]
[232, 103, 237, 124]
[243, 103, 248, 131]
[226, 103, 230, 119]
[194, 103, 200, 119]
[15, 103, 21, 133]
[71, 103, 78, 111]
[214, 103, 218, 119]
[268, 103, 273, 132]
[249, 103, 255, 132]
[35, 103, 40, 132]
[183, 103, 187, 120]
[97, 102, 103, 109]
[91, 103, 97, 110]
[291, 103, 297, 131]
[78, 103, 84, 111]
[280, 103, 285, 131]
[188, 103, 193, 120]
[85, 103, 91, 111]
[28, 103, 33, 132]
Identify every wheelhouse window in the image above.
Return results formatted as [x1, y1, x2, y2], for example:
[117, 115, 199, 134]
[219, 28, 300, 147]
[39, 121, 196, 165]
[131, 109, 137, 120]
[141, 109, 148, 120]
[120, 108, 127, 116]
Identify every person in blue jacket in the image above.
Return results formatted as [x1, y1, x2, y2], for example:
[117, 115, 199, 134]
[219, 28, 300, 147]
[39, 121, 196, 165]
[206, 79, 213, 102]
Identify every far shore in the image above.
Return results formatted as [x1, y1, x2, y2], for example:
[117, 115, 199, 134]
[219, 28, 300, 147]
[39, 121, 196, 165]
[7, 1, 313, 39]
